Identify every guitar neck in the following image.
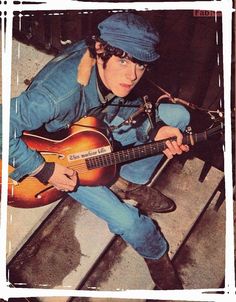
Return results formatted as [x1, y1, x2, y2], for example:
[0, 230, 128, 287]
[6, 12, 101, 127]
[86, 129, 210, 170]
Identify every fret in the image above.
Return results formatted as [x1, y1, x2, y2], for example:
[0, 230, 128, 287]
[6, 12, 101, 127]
[103, 153, 112, 166]
[131, 147, 136, 160]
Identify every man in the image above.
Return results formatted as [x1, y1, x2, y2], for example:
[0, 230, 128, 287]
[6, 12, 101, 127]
[8, 13, 190, 289]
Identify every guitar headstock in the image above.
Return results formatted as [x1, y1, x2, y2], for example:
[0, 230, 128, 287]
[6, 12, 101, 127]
[206, 122, 224, 139]
[186, 110, 224, 143]
[205, 110, 224, 141]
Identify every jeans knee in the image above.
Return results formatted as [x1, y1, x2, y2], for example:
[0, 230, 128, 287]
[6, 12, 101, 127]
[158, 104, 190, 131]
[108, 204, 167, 259]
[124, 212, 142, 234]
[108, 204, 143, 236]
[174, 106, 190, 130]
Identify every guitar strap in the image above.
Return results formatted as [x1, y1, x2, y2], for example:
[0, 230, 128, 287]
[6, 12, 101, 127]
[89, 73, 224, 136]
[146, 80, 225, 131]
[147, 79, 224, 116]
[87, 71, 146, 128]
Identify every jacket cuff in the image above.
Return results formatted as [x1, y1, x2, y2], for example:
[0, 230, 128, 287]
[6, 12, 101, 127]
[148, 120, 167, 141]
[34, 162, 55, 184]
[9, 151, 45, 181]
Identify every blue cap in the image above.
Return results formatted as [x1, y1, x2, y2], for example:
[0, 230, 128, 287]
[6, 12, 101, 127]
[98, 13, 160, 63]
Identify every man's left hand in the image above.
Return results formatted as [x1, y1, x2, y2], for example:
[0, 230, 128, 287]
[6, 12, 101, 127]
[155, 126, 189, 159]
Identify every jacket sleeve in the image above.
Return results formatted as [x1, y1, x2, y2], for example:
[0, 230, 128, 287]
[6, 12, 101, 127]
[9, 87, 57, 181]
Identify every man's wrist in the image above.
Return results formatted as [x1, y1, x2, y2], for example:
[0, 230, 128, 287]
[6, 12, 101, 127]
[33, 162, 55, 184]
[149, 120, 167, 140]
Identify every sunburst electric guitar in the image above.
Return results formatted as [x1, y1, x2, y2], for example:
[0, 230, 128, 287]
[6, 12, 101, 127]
[1, 116, 223, 208]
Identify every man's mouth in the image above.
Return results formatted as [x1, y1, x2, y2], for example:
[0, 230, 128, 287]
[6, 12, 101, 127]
[120, 83, 133, 89]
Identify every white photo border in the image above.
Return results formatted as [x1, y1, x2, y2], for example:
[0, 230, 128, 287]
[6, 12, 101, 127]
[0, 0, 234, 301]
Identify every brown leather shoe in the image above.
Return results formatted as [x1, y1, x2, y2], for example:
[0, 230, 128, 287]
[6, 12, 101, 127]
[110, 177, 176, 214]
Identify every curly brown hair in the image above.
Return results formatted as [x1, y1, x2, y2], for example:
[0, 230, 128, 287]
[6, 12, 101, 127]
[86, 35, 152, 70]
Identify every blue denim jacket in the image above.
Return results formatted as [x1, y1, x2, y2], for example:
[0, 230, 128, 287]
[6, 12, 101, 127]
[8, 40, 154, 181]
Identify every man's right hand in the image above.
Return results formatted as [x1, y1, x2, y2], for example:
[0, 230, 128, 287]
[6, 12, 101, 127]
[48, 163, 78, 192]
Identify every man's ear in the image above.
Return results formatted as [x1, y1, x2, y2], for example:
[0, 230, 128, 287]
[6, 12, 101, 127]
[95, 42, 104, 54]
[95, 42, 104, 65]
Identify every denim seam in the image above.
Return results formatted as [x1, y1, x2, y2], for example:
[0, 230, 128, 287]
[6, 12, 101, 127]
[32, 49, 85, 85]
[10, 152, 44, 180]
[38, 85, 80, 119]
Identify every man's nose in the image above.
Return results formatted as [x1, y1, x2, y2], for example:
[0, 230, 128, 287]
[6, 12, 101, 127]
[126, 64, 137, 82]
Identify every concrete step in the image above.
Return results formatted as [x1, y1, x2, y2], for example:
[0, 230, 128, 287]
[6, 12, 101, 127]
[7, 201, 60, 263]
[11, 38, 53, 98]
[173, 191, 227, 289]
[7, 157, 224, 302]
[8, 197, 114, 290]
[7, 38, 55, 263]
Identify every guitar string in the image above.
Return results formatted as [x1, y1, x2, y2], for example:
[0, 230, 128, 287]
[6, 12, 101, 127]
[1, 141, 166, 184]
[56, 124, 221, 171]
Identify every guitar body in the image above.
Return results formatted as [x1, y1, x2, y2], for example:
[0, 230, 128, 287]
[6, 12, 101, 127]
[3, 117, 116, 208]
[2, 114, 223, 209]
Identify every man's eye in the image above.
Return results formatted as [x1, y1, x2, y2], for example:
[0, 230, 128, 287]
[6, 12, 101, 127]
[137, 64, 146, 71]
[119, 59, 127, 65]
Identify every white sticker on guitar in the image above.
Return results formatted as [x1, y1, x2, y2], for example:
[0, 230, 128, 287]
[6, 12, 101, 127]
[67, 146, 111, 161]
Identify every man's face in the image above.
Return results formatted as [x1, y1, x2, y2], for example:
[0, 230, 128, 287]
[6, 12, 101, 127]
[97, 55, 146, 97]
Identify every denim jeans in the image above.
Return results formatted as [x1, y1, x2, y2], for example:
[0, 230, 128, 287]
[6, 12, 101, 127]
[69, 103, 190, 260]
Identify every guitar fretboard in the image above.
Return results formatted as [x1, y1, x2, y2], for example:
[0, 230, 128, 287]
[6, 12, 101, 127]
[85, 128, 214, 170]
